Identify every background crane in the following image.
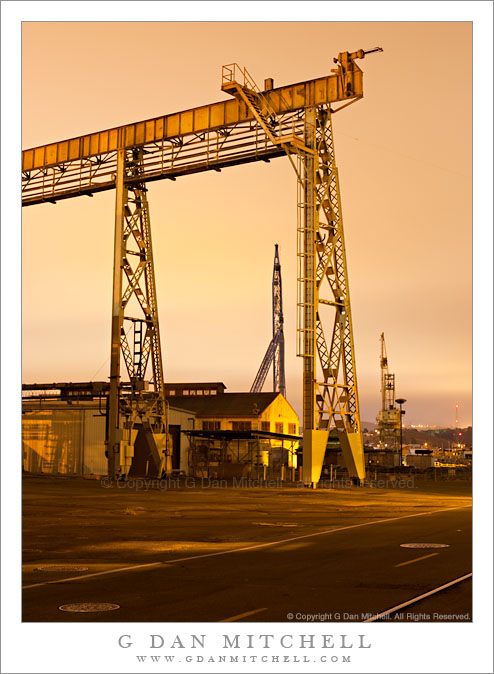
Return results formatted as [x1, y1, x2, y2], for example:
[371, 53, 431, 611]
[376, 332, 401, 450]
[251, 244, 286, 397]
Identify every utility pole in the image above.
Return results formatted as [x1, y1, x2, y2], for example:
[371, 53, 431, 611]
[395, 398, 407, 467]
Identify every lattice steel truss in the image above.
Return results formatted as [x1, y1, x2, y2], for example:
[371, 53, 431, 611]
[21, 115, 303, 207]
[107, 148, 166, 478]
[296, 105, 365, 482]
[315, 108, 360, 434]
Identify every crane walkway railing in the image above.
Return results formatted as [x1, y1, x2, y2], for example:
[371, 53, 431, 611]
[222, 63, 313, 153]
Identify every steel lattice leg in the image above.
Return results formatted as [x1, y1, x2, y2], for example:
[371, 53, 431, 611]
[107, 149, 167, 479]
[298, 107, 365, 486]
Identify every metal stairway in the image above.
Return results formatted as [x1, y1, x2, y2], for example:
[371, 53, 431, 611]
[221, 64, 279, 144]
[241, 88, 278, 138]
[221, 64, 312, 157]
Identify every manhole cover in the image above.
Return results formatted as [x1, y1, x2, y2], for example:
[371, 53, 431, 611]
[36, 565, 89, 572]
[59, 603, 120, 613]
[400, 543, 449, 548]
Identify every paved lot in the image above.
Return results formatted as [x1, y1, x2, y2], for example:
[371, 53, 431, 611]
[22, 475, 472, 622]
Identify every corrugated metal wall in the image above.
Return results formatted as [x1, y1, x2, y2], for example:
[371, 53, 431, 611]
[22, 400, 196, 476]
[22, 404, 107, 475]
[81, 409, 108, 474]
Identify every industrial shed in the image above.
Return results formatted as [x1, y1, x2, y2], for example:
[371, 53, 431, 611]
[166, 387, 300, 479]
[22, 383, 196, 476]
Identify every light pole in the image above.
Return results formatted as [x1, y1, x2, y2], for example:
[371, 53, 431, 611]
[395, 398, 407, 467]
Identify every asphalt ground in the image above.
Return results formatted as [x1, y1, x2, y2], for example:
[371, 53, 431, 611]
[22, 475, 472, 622]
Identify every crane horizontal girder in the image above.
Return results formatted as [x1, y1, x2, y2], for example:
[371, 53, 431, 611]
[22, 66, 363, 206]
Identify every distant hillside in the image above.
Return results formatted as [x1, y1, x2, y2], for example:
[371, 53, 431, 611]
[361, 423, 472, 447]
[403, 426, 472, 446]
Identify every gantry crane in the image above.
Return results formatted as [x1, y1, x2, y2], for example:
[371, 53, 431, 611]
[251, 244, 286, 397]
[376, 333, 401, 450]
[22, 47, 382, 484]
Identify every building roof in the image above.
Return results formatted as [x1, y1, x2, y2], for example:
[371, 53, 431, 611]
[167, 392, 280, 416]
[164, 382, 226, 393]
[22, 397, 195, 418]
[185, 429, 301, 441]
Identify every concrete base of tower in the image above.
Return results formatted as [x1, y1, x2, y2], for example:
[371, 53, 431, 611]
[302, 429, 330, 487]
[337, 430, 366, 481]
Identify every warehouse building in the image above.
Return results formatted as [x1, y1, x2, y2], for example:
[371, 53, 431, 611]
[22, 381, 300, 479]
[22, 382, 195, 476]
[165, 383, 300, 479]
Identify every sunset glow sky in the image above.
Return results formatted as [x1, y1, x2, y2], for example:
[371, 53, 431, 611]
[21, 19, 474, 427]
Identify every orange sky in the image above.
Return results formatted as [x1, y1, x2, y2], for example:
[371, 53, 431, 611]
[21, 20, 473, 427]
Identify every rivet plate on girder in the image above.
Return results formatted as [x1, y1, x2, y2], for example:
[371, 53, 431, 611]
[400, 543, 449, 548]
[36, 565, 88, 572]
[59, 603, 120, 613]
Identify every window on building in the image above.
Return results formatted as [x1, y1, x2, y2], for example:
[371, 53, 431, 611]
[288, 423, 297, 435]
[203, 421, 220, 431]
[168, 389, 175, 396]
[275, 422, 284, 434]
[261, 421, 270, 432]
[232, 421, 252, 431]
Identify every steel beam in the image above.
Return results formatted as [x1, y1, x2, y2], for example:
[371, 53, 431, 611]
[301, 107, 317, 432]
[108, 149, 126, 478]
[22, 67, 363, 173]
[21, 124, 290, 206]
[22, 52, 372, 207]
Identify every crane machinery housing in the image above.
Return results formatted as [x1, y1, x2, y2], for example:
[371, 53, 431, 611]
[377, 333, 401, 451]
[251, 244, 286, 397]
[22, 47, 382, 485]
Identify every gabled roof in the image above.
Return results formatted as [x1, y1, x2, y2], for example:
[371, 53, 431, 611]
[166, 392, 280, 416]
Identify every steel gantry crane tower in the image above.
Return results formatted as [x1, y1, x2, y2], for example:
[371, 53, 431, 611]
[108, 148, 167, 478]
[22, 47, 382, 484]
[251, 244, 286, 397]
[377, 333, 401, 450]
